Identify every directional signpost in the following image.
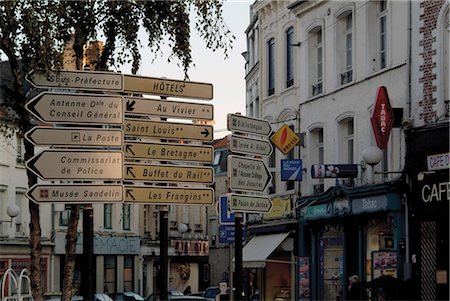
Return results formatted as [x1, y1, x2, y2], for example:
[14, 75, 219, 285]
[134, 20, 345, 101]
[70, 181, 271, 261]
[124, 163, 214, 184]
[228, 155, 272, 192]
[26, 92, 124, 124]
[123, 119, 213, 142]
[27, 184, 124, 203]
[26, 150, 123, 180]
[25, 127, 123, 147]
[123, 141, 213, 163]
[229, 134, 273, 157]
[229, 194, 272, 214]
[227, 113, 272, 136]
[124, 186, 214, 205]
[125, 97, 213, 120]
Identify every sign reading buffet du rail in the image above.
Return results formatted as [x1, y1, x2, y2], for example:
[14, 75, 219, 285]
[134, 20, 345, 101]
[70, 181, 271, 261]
[226, 113, 273, 215]
[25, 69, 214, 205]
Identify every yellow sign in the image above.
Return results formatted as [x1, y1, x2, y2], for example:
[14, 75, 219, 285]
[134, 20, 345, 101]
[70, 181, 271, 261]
[271, 125, 300, 155]
[124, 186, 214, 205]
[264, 196, 292, 220]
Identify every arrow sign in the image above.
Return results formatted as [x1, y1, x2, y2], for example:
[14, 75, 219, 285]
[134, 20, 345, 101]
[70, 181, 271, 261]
[124, 97, 213, 120]
[26, 92, 123, 124]
[123, 119, 213, 142]
[228, 155, 272, 192]
[229, 194, 272, 213]
[229, 134, 273, 156]
[25, 127, 123, 147]
[123, 74, 213, 100]
[27, 184, 123, 203]
[26, 70, 124, 91]
[123, 141, 213, 163]
[124, 163, 214, 184]
[26, 150, 123, 180]
[124, 186, 214, 205]
[227, 113, 272, 136]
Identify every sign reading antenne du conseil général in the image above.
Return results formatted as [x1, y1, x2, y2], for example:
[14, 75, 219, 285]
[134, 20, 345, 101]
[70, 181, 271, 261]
[26, 70, 213, 100]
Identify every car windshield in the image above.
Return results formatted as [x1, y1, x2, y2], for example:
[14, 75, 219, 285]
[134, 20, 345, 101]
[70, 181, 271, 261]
[203, 288, 219, 298]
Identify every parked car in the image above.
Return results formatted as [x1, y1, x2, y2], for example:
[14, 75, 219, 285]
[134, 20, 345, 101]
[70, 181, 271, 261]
[202, 286, 220, 301]
[145, 291, 184, 301]
[114, 292, 145, 301]
[44, 293, 113, 301]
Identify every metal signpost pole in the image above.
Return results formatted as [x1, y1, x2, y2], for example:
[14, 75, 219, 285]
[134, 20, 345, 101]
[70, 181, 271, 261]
[234, 213, 243, 301]
[160, 206, 169, 301]
[83, 204, 95, 301]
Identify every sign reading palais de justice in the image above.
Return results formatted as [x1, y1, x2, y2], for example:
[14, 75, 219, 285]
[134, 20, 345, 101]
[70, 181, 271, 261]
[123, 119, 213, 141]
[124, 163, 214, 184]
[25, 127, 123, 147]
[26, 92, 123, 125]
[124, 186, 214, 205]
[26, 150, 123, 180]
[229, 134, 273, 157]
[227, 113, 272, 136]
[27, 70, 124, 91]
[27, 184, 123, 203]
[124, 141, 213, 163]
[125, 96, 213, 120]
[228, 155, 272, 192]
[229, 194, 272, 214]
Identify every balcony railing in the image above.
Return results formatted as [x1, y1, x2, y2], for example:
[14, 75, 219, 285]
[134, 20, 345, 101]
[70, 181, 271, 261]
[311, 82, 323, 96]
[340, 69, 353, 85]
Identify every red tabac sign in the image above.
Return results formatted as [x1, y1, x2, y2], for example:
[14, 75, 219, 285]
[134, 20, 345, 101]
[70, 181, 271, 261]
[371, 86, 394, 149]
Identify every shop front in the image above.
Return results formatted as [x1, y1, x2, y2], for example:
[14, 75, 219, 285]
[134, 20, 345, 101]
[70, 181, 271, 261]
[296, 182, 406, 300]
[405, 123, 449, 300]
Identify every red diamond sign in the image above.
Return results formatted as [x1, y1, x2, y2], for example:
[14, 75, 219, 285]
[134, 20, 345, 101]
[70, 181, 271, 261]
[371, 86, 394, 149]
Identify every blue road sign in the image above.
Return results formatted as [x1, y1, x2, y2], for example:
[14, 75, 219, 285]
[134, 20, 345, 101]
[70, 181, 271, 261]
[218, 225, 246, 244]
[218, 194, 246, 225]
[281, 159, 303, 181]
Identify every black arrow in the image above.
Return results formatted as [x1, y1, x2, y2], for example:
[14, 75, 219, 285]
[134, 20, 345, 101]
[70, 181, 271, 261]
[125, 144, 135, 156]
[126, 166, 136, 178]
[201, 128, 209, 137]
[126, 189, 135, 201]
[126, 100, 136, 111]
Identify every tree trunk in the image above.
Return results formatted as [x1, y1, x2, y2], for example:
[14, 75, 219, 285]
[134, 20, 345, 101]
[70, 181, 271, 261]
[62, 205, 80, 301]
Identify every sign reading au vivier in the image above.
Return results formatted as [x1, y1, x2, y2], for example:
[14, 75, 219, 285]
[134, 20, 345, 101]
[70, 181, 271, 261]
[27, 184, 124, 203]
[124, 186, 214, 205]
[371, 86, 394, 149]
[228, 155, 272, 192]
[227, 113, 272, 136]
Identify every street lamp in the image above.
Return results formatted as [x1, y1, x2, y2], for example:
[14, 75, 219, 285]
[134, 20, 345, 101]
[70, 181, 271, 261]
[0, 203, 20, 227]
[362, 146, 383, 183]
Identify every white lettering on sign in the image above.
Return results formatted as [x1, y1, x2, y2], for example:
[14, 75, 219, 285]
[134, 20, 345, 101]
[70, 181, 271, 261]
[379, 103, 387, 134]
[362, 199, 378, 209]
[427, 153, 450, 171]
[421, 182, 450, 202]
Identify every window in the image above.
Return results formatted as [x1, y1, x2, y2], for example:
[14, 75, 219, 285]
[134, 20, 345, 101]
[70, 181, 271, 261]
[317, 128, 324, 164]
[16, 133, 24, 165]
[104, 256, 116, 293]
[122, 204, 130, 230]
[309, 28, 323, 96]
[104, 204, 112, 229]
[286, 27, 294, 88]
[123, 256, 134, 292]
[310, 128, 324, 193]
[213, 152, 221, 166]
[338, 12, 353, 85]
[268, 38, 275, 96]
[60, 210, 70, 227]
[339, 118, 354, 164]
[368, 0, 388, 72]
[269, 172, 276, 194]
[379, 0, 387, 69]
[443, 8, 449, 115]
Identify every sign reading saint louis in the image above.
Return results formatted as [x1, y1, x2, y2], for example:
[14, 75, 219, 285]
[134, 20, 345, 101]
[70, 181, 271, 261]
[26, 127, 123, 147]
[227, 113, 272, 136]
[229, 134, 273, 156]
[124, 163, 214, 184]
[229, 194, 272, 213]
[27, 184, 123, 203]
[228, 155, 272, 192]
[125, 97, 213, 120]
[26, 150, 123, 180]
[124, 186, 214, 205]
[124, 141, 213, 163]
[27, 70, 124, 91]
[26, 92, 123, 124]
[123, 119, 213, 141]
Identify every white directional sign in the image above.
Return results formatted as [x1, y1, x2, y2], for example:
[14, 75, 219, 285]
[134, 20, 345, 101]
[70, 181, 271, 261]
[123, 141, 213, 163]
[227, 113, 272, 136]
[123, 119, 213, 141]
[25, 127, 123, 147]
[26, 92, 123, 125]
[27, 184, 124, 203]
[124, 163, 214, 184]
[229, 134, 273, 156]
[229, 194, 272, 213]
[26, 150, 123, 180]
[125, 97, 213, 120]
[228, 155, 272, 192]
[124, 75, 213, 100]
[124, 186, 214, 205]
[27, 70, 124, 91]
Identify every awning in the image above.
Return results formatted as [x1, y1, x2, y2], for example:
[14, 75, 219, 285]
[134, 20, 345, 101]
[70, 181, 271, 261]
[242, 232, 290, 268]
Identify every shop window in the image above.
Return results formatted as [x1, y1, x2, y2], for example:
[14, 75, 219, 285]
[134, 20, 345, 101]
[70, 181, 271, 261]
[123, 256, 134, 292]
[104, 256, 116, 294]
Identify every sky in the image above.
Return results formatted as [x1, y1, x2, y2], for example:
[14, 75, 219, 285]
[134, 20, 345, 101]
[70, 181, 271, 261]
[128, 0, 251, 139]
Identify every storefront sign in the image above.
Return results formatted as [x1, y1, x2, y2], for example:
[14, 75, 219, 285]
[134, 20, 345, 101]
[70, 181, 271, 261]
[173, 239, 209, 256]
[303, 203, 332, 220]
[311, 164, 358, 178]
[420, 181, 450, 203]
[281, 159, 303, 181]
[55, 234, 140, 255]
[352, 195, 388, 214]
[427, 152, 450, 171]
[264, 196, 291, 220]
[371, 86, 394, 149]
